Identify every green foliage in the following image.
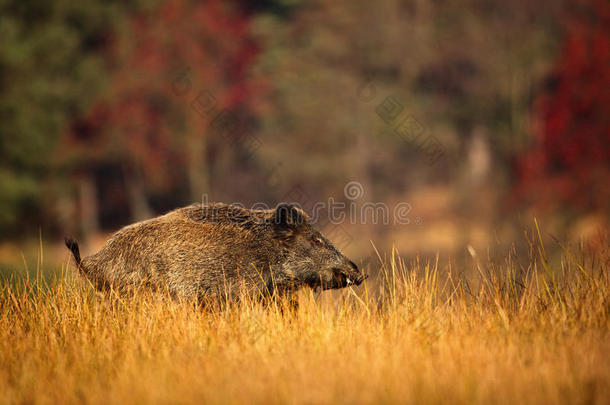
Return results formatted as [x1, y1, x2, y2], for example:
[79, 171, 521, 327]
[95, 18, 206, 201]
[0, 0, 144, 233]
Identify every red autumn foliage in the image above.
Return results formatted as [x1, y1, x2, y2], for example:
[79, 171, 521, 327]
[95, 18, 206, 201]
[514, 0, 610, 213]
[61, 0, 263, 190]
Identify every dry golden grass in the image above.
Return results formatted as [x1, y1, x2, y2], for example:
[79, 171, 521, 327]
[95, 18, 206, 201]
[1, 236, 608, 404]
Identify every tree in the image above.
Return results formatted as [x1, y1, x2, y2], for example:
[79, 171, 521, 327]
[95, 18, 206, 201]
[61, 0, 264, 229]
[514, 0, 610, 214]
[0, 0, 136, 236]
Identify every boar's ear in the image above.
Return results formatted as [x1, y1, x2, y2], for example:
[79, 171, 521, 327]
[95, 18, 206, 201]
[273, 203, 305, 240]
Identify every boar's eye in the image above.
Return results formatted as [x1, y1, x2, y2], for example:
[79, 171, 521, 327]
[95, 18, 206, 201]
[311, 236, 323, 247]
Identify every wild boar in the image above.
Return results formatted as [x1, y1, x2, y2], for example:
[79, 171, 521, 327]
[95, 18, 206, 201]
[65, 203, 364, 302]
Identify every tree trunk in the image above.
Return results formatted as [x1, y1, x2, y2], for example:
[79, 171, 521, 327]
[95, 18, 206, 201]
[124, 168, 153, 222]
[187, 136, 211, 203]
[78, 173, 99, 241]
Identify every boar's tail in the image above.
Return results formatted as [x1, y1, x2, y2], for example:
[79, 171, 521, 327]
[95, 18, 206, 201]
[64, 237, 103, 290]
[64, 237, 82, 268]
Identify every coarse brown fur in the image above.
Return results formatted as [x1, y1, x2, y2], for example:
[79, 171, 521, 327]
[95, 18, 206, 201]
[65, 203, 365, 303]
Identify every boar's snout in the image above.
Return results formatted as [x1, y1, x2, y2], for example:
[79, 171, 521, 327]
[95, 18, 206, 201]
[348, 260, 366, 286]
[333, 260, 366, 288]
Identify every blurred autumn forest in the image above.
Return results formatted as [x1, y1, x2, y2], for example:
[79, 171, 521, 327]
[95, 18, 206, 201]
[0, 0, 608, 266]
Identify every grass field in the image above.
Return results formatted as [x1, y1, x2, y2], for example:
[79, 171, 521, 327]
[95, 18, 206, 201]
[1, 235, 608, 404]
